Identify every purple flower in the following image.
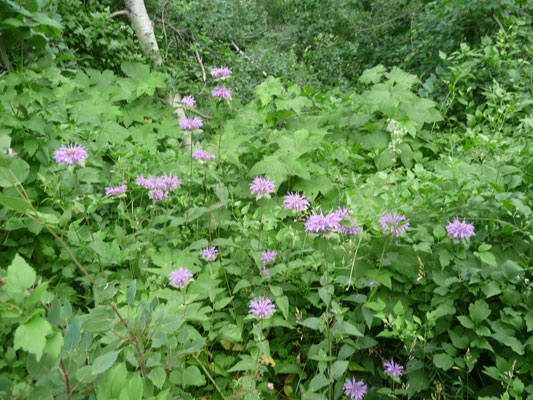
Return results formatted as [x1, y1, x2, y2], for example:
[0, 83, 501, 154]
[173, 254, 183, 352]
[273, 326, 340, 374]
[181, 96, 196, 108]
[284, 192, 310, 212]
[249, 297, 276, 319]
[343, 378, 367, 400]
[201, 246, 218, 261]
[192, 148, 216, 162]
[261, 250, 277, 264]
[212, 86, 232, 99]
[446, 218, 475, 241]
[369, 280, 379, 287]
[149, 189, 168, 201]
[250, 176, 276, 199]
[379, 212, 409, 237]
[169, 268, 193, 288]
[383, 359, 404, 378]
[105, 184, 127, 197]
[337, 207, 362, 235]
[159, 173, 182, 191]
[179, 117, 203, 130]
[54, 144, 88, 166]
[210, 66, 232, 80]
[304, 209, 342, 234]
[260, 266, 270, 276]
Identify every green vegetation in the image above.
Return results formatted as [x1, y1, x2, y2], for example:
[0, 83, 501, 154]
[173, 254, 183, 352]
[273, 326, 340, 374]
[0, 0, 532, 399]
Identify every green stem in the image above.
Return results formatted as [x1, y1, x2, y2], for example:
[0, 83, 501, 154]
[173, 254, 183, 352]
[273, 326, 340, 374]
[324, 237, 333, 400]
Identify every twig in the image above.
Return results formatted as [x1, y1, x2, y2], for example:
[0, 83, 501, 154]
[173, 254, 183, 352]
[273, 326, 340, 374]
[189, 108, 213, 120]
[492, 12, 505, 33]
[108, 9, 129, 19]
[354, 13, 409, 34]
[193, 353, 227, 399]
[0, 39, 11, 72]
[194, 49, 206, 82]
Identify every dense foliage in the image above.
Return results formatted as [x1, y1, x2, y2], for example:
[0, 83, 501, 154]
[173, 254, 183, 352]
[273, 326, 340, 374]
[0, 0, 532, 399]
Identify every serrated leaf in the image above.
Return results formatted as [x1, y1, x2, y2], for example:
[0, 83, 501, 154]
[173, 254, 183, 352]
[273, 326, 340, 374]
[4, 254, 36, 302]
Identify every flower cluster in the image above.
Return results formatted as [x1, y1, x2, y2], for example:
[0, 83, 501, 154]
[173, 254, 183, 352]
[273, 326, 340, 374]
[261, 250, 277, 264]
[54, 144, 88, 166]
[283, 192, 310, 212]
[250, 176, 276, 199]
[383, 359, 404, 378]
[305, 208, 362, 236]
[192, 148, 215, 162]
[169, 268, 193, 288]
[379, 212, 409, 238]
[386, 118, 407, 162]
[249, 297, 275, 319]
[446, 218, 475, 241]
[105, 184, 127, 197]
[210, 66, 232, 80]
[181, 96, 196, 108]
[179, 117, 203, 130]
[136, 173, 181, 201]
[212, 86, 231, 99]
[201, 246, 218, 261]
[343, 378, 367, 400]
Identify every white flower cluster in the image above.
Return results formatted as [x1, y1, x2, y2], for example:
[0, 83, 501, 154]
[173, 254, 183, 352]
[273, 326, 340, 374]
[386, 119, 408, 163]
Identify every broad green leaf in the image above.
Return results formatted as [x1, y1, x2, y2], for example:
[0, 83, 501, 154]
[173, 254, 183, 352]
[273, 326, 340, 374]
[14, 316, 53, 361]
[0, 158, 30, 187]
[502, 260, 523, 280]
[469, 300, 490, 324]
[276, 296, 289, 320]
[127, 280, 136, 306]
[308, 373, 330, 391]
[301, 317, 322, 330]
[172, 366, 205, 387]
[91, 350, 121, 375]
[4, 254, 36, 302]
[228, 356, 256, 372]
[148, 367, 166, 389]
[331, 360, 349, 379]
[44, 332, 64, 360]
[433, 353, 454, 371]
[64, 316, 81, 352]
[359, 65, 386, 84]
[119, 373, 143, 400]
[475, 251, 497, 267]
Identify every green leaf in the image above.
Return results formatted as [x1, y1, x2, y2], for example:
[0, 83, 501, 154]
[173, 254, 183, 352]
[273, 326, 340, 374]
[359, 65, 386, 84]
[475, 251, 497, 267]
[469, 300, 491, 324]
[126, 280, 136, 306]
[502, 260, 523, 280]
[276, 296, 289, 320]
[250, 155, 286, 186]
[64, 316, 81, 352]
[0, 158, 30, 187]
[91, 350, 121, 375]
[457, 315, 475, 329]
[228, 356, 256, 372]
[119, 373, 143, 400]
[433, 353, 454, 371]
[179, 366, 205, 387]
[44, 332, 64, 360]
[4, 254, 36, 302]
[148, 367, 166, 389]
[0, 194, 29, 212]
[302, 317, 322, 330]
[331, 360, 349, 379]
[309, 373, 330, 391]
[14, 316, 52, 361]
[254, 76, 283, 106]
[341, 321, 364, 337]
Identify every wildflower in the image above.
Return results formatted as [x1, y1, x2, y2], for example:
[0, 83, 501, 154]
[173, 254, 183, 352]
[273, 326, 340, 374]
[304, 209, 342, 234]
[379, 212, 409, 237]
[179, 117, 203, 130]
[383, 359, 404, 378]
[343, 378, 367, 400]
[192, 148, 216, 162]
[284, 192, 310, 212]
[446, 218, 475, 241]
[369, 280, 379, 287]
[201, 246, 218, 261]
[105, 184, 127, 197]
[250, 176, 276, 199]
[336, 207, 362, 235]
[212, 86, 232, 99]
[249, 296, 276, 319]
[169, 268, 193, 288]
[159, 173, 181, 191]
[261, 250, 277, 264]
[54, 144, 88, 166]
[181, 96, 196, 108]
[149, 189, 168, 201]
[260, 266, 270, 276]
[210, 66, 232, 80]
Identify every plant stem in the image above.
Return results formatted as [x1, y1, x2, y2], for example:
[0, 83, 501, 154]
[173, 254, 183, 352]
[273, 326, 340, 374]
[74, 169, 104, 274]
[187, 130, 194, 219]
[281, 219, 297, 295]
[257, 199, 264, 251]
[324, 237, 333, 400]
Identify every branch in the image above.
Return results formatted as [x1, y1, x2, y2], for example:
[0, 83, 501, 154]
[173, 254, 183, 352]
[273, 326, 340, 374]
[492, 12, 505, 33]
[354, 12, 409, 34]
[194, 49, 206, 82]
[108, 9, 129, 19]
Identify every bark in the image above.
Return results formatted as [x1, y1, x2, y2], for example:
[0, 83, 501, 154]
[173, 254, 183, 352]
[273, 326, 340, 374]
[124, 0, 186, 121]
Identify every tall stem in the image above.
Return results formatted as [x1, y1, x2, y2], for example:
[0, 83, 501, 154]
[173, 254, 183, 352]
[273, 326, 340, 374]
[257, 199, 264, 251]
[281, 219, 297, 295]
[217, 106, 224, 169]
[324, 237, 333, 400]
[205, 164, 212, 244]
[74, 169, 104, 274]
[187, 130, 194, 219]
